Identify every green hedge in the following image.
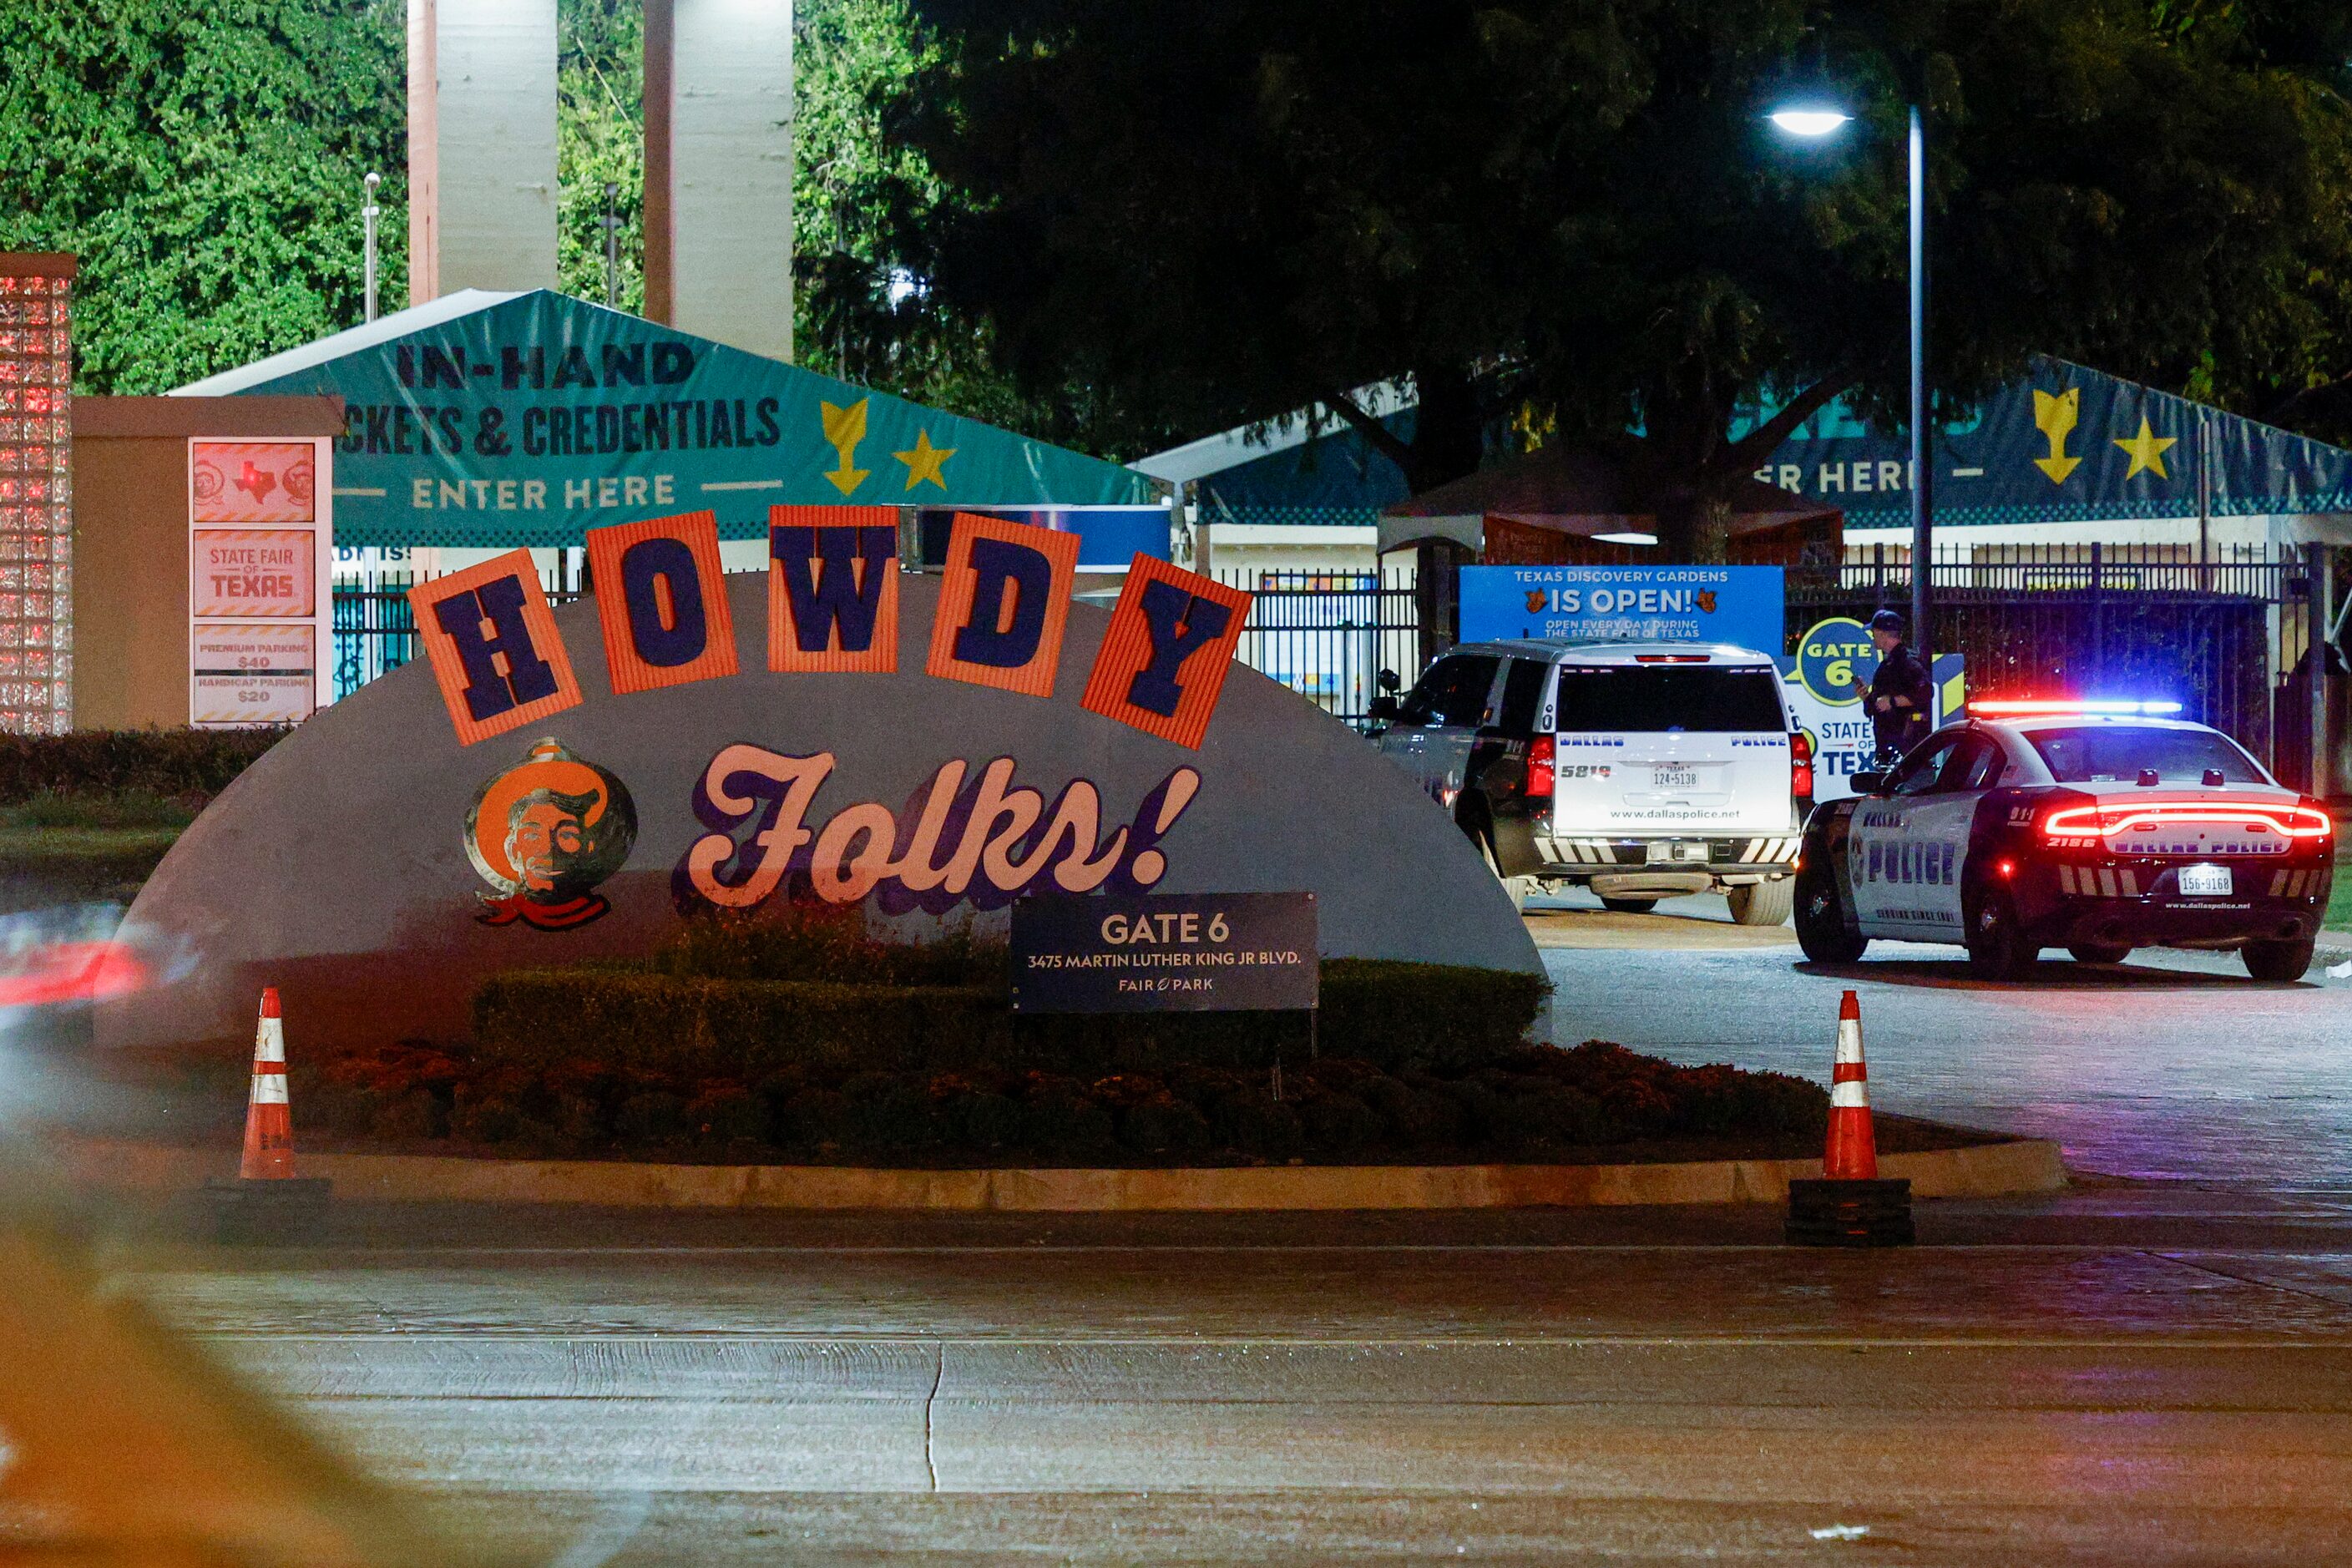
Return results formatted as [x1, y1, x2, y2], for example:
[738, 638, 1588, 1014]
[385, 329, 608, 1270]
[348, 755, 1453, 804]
[474, 957, 1547, 1080]
[0, 727, 283, 804]
[301, 1038, 1832, 1165]
[476, 973, 1011, 1078]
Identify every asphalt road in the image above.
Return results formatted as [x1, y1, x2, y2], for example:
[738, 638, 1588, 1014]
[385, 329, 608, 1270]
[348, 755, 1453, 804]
[114, 1195, 2352, 1567]
[1530, 890, 2352, 1191]
[69, 893, 2352, 1565]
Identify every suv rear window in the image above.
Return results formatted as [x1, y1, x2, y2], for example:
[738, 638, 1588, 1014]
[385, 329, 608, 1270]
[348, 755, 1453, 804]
[2027, 725, 2266, 784]
[1553, 665, 1785, 733]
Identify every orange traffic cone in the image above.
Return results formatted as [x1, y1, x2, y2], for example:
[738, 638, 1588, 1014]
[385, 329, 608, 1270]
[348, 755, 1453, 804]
[1823, 989, 1879, 1181]
[1785, 989, 1911, 1247]
[239, 987, 296, 1180]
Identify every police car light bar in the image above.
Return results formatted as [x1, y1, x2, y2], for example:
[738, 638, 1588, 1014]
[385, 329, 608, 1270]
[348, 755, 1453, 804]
[2041, 801, 2335, 839]
[1968, 699, 2185, 716]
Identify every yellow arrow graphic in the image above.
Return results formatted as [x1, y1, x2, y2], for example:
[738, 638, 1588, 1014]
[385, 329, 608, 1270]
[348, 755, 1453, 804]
[821, 398, 870, 495]
[2032, 387, 2081, 483]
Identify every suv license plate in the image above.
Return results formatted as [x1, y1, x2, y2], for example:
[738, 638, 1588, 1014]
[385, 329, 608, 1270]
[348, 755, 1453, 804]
[2178, 863, 2233, 897]
[1653, 767, 1699, 790]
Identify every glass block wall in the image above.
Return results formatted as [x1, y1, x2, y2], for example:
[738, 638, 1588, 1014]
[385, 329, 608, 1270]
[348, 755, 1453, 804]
[0, 260, 72, 733]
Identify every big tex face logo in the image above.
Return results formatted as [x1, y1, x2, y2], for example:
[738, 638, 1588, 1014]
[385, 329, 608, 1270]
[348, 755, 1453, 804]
[407, 508, 1252, 752]
[465, 739, 638, 928]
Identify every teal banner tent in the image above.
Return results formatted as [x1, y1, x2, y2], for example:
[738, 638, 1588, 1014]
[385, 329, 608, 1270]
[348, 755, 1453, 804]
[175, 290, 1161, 549]
[1151, 357, 2352, 534]
[1745, 356, 2352, 529]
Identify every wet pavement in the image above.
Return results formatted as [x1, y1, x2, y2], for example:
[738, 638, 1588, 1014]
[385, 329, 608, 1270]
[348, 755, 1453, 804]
[1531, 891, 2352, 1191]
[64, 893, 2352, 1565]
[109, 1196, 2352, 1566]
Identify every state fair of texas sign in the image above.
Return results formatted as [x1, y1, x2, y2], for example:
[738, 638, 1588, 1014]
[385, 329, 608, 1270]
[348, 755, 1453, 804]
[102, 510, 1540, 1052]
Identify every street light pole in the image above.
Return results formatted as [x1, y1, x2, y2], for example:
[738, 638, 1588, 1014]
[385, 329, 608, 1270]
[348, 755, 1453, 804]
[1907, 104, 1931, 669]
[602, 183, 622, 307]
[1771, 99, 1933, 667]
[362, 171, 382, 323]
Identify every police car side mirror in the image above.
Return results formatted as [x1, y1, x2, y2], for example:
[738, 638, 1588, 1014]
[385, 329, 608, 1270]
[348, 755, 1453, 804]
[1368, 695, 1400, 721]
[1851, 771, 1887, 794]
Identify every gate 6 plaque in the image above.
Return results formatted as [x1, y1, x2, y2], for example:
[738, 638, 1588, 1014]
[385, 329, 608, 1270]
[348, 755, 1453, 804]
[1011, 892, 1318, 1014]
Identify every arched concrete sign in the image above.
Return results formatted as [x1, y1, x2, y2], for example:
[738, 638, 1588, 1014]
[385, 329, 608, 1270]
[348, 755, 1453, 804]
[100, 519, 1538, 1053]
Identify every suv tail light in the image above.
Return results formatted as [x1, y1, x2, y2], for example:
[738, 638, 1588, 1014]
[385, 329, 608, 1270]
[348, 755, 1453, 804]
[1790, 731, 1813, 801]
[1526, 734, 1555, 798]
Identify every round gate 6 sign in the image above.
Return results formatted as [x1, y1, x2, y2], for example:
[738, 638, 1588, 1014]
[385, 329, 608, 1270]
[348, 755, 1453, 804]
[1796, 616, 1879, 707]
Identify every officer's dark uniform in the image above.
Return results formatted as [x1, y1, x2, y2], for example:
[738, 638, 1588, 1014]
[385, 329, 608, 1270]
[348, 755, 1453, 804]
[1867, 641, 1933, 763]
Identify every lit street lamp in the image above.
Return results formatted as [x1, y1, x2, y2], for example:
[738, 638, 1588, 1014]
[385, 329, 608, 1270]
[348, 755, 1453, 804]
[1773, 100, 1932, 665]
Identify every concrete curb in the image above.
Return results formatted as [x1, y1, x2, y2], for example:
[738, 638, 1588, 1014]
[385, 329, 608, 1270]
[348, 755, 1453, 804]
[61, 1136, 2065, 1211]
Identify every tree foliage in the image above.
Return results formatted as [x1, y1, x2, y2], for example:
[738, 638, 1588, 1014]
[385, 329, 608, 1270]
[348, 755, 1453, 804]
[793, 0, 1108, 443]
[893, 0, 2352, 546]
[0, 0, 407, 393]
[557, 0, 645, 313]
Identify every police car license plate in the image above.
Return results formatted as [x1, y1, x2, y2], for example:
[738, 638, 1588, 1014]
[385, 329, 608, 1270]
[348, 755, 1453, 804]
[2178, 863, 2233, 897]
[1652, 766, 1699, 791]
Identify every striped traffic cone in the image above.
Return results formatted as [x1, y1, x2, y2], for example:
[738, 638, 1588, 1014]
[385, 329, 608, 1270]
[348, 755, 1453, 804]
[207, 987, 331, 1240]
[1786, 989, 1913, 1247]
[1823, 989, 1878, 1180]
[240, 987, 296, 1180]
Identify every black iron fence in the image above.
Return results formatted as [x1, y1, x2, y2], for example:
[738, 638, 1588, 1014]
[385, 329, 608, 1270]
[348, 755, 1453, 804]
[1794, 544, 2318, 776]
[1211, 567, 1420, 728]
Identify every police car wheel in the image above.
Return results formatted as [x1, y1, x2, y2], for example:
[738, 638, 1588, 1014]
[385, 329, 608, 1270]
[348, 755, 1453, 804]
[1965, 888, 2036, 981]
[2242, 936, 2315, 983]
[1793, 867, 1866, 964]
[2067, 943, 2132, 966]
[1727, 879, 1793, 927]
[1600, 897, 1658, 914]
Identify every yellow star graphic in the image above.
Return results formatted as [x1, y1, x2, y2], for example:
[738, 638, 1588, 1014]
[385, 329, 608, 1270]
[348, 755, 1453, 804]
[2112, 416, 2177, 480]
[894, 429, 956, 490]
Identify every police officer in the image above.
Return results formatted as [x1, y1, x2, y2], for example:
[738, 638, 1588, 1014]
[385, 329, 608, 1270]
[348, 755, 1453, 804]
[1854, 609, 1931, 764]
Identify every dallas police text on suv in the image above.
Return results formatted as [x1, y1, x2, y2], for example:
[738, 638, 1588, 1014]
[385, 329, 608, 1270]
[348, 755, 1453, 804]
[1793, 701, 2335, 981]
[1370, 641, 1811, 923]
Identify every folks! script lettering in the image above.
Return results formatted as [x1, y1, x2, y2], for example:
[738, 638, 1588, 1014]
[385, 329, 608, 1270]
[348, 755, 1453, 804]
[679, 748, 1203, 913]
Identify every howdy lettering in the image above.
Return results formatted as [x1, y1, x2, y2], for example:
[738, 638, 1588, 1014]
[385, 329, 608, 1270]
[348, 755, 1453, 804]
[412, 512, 1256, 751]
[432, 576, 563, 721]
[680, 747, 1202, 913]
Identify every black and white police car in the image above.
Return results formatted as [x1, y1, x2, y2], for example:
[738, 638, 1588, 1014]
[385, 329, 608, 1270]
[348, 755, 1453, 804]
[1793, 701, 2336, 981]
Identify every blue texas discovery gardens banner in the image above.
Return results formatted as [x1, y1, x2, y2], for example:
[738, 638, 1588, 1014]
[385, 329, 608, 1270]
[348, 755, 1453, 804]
[1460, 565, 1786, 654]
[202, 291, 1165, 554]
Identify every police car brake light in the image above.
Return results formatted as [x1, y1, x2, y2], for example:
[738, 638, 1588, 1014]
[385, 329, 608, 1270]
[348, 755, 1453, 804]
[1969, 698, 2185, 717]
[1632, 654, 1710, 664]
[1526, 734, 1555, 798]
[1789, 731, 1813, 799]
[2040, 801, 2334, 839]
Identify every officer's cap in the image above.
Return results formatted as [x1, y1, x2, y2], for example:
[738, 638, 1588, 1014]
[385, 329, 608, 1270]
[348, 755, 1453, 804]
[1868, 609, 1907, 634]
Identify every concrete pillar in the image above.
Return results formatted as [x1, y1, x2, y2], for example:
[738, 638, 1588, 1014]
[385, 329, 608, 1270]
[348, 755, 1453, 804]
[407, 0, 559, 301]
[644, 0, 795, 361]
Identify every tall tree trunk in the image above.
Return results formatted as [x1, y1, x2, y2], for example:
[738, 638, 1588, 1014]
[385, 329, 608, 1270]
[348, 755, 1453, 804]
[1656, 488, 1733, 564]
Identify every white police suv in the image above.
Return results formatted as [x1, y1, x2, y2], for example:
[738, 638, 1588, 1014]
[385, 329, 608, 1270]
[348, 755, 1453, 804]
[1793, 701, 2336, 980]
[1371, 640, 1810, 920]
